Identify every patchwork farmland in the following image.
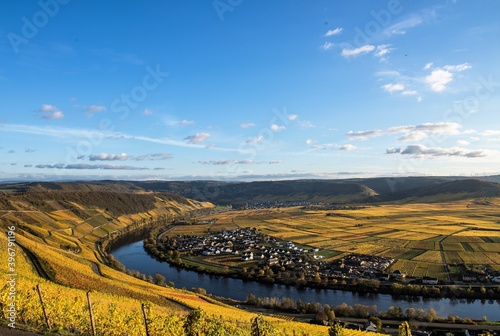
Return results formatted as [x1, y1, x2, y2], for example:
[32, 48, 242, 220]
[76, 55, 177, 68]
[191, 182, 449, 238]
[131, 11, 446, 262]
[193, 198, 500, 281]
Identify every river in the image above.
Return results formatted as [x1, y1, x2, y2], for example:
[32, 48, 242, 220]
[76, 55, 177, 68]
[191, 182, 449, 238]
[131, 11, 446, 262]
[111, 236, 500, 321]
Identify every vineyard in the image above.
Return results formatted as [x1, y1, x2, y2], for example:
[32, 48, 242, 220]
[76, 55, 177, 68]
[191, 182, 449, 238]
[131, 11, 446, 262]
[197, 198, 500, 280]
[0, 188, 385, 336]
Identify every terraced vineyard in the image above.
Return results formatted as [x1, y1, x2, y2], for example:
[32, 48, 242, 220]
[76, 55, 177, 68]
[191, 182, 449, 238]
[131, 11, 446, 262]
[1, 185, 380, 335]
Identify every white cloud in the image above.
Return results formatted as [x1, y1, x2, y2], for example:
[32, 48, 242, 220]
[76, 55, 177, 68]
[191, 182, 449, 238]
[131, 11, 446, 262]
[321, 42, 333, 50]
[457, 140, 470, 146]
[347, 129, 384, 141]
[184, 133, 212, 144]
[271, 124, 286, 131]
[374, 44, 392, 58]
[388, 144, 492, 158]
[287, 114, 298, 121]
[305, 139, 314, 145]
[325, 27, 343, 36]
[383, 16, 423, 36]
[142, 108, 153, 115]
[83, 105, 106, 118]
[39, 104, 64, 119]
[382, 83, 405, 93]
[240, 123, 256, 128]
[425, 63, 471, 92]
[65, 164, 147, 170]
[444, 63, 472, 72]
[89, 153, 128, 161]
[341, 45, 375, 57]
[386, 147, 401, 154]
[339, 144, 356, 151]
[423, 62, 433, 70]
[425, 69, 453, 92]
[402, 90, 418, 95]
[348, 122, 461, 141]
[299, 120, 315, 128]
[310, 143, 336, 150]
[199, 160, 253, 165]
[398, 131, 428, 142]
[179, 120, 194, 125]
[148, 153, 172, 161]
[246, 135, 264, 144]
[0, 123, 201, 149]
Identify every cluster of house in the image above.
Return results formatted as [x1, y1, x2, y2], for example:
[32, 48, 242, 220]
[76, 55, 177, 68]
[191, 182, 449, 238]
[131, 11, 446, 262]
[162, 227, 401, 279]
[242, 201, 315, 209]
[161, 227, 262, 256]
[462, 270, 500, 283]
[161, 228, 498, 285]
[321, 254, 396, 280]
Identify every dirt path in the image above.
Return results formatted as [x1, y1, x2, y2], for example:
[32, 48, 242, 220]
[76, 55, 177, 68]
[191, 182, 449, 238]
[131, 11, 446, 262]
[15, 243, 51, 280]
[0, 326, 42, 335]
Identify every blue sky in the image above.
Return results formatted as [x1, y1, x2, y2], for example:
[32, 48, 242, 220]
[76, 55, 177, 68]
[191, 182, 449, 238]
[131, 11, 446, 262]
[1, 0, 499, 181]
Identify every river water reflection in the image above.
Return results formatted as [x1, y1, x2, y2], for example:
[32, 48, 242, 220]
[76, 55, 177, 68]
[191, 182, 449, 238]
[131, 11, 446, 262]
[111, 238, 500, 320]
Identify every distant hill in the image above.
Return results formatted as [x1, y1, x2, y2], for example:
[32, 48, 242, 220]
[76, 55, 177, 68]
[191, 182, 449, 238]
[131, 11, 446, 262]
[1, 176, 499, 207]
[0, 181, 202, 216]
[106, 176, 500, 206]
[389, 178, 500, 203]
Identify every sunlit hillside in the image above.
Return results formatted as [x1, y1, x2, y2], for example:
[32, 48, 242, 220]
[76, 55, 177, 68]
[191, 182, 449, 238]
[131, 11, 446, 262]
[0, 184, 377, 335]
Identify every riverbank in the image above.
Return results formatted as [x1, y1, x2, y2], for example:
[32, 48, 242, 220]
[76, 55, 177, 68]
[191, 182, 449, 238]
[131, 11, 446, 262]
[143, 226, 500, 301]
[111, 233, 500, 320]
[216, 299, 500, 334]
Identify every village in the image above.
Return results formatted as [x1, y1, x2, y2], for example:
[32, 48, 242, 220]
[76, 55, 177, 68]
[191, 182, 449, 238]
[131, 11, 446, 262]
[158, 227, 400, 282]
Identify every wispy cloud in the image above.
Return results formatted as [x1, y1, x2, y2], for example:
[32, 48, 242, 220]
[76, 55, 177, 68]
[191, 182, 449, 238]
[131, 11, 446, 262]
[386, 144, 494, 158]
[383, 16, 423, 36]
[306, 139, 357, 151]
[88, 153, 128, 161]
[78, 104, 107, 118]
[36, 163, 65, 169]
[325, 27, 343, 37]
[341, 45, 375, 57]
[142, 108, 153, 115]
[348, 122, 461, 141]
[0, 124, 212, 150]
[402, 90, 418, 95]
[184, 132, 212, 144]
[25, 148, 36, 153]
[65, 164, 148, 170]
[148, 152, 172, 160]
[199, 160, 253, 165]
[38, 104, 64, 119]
[179, 120, 195, 125]
[271, 124, 286, 131]
[246, 135, 264, 144]
[374, 44, 393, 60]
[382, 83, 405, 93]
[321, 42, 333, 50]
[339, 144, 356, 151]
[240, 123, 256, 128]
[423, 62, 433, 70]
